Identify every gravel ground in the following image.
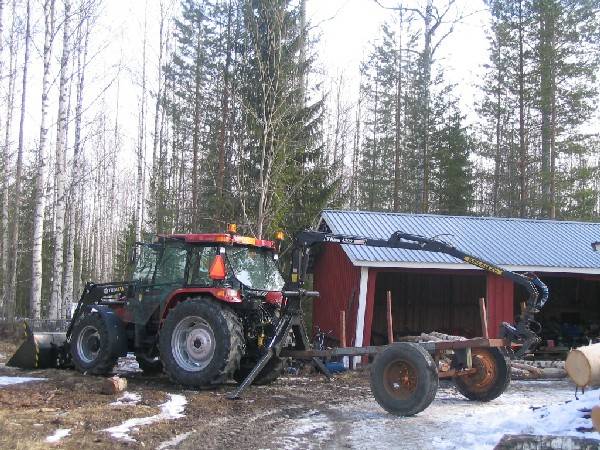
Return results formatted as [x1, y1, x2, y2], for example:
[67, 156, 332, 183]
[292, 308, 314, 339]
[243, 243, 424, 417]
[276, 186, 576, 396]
[0, 343, 597, 450]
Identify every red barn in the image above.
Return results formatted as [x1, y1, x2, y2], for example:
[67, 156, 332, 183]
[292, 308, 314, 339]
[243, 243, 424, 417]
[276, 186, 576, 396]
[312, 210, 600, 356]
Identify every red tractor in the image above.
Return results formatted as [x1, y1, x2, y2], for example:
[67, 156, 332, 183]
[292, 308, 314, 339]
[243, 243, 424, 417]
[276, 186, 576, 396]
[10, 226, 289, 387]
[10, 226, 549, 416]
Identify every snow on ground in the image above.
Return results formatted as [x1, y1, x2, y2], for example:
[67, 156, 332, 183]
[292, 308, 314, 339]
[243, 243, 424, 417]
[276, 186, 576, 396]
[0, 376, 46, 386]
[45, 428, 71, 444]
[279, 409, 335, 450]
[102, 393, 187, 442]
[342, 380, 597, 450]
[442, 385, 600, 449]
[110, 391, 142, 406]
[157, 431, 193, 449]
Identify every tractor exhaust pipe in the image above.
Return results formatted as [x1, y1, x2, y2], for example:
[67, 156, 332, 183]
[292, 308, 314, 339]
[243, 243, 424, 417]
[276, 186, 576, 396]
[7, 322, 68, 369]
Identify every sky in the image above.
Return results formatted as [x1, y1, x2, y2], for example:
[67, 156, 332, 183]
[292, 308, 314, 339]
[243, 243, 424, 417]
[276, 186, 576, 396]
[91, 0, 492, 159]
[307, 0, 490, 121]
[10, 0, 493, 172]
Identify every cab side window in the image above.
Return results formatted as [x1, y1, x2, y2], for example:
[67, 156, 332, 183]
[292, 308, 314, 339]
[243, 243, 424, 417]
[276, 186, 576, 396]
[132, 244, 159, 285]
[188, 246, 218, 285]
[155, 244, 188, 284]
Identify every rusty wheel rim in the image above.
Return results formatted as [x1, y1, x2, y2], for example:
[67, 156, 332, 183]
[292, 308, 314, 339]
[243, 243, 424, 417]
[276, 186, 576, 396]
[383, 360, 418, 400]
[460, 349, 497, 393]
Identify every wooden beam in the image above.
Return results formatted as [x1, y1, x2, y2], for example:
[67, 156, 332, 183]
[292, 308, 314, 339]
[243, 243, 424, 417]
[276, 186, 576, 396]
[386, 291, 394, 344]
[479, 297, 489, 339]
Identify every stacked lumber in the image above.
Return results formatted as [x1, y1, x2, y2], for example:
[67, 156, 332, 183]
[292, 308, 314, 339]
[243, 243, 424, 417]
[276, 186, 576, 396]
[398, 331, 466, 343]
[511, 360, 566, 380]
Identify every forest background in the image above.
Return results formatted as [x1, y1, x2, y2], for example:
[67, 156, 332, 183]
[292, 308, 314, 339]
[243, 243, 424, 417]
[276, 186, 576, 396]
[0, 0, 598, 319]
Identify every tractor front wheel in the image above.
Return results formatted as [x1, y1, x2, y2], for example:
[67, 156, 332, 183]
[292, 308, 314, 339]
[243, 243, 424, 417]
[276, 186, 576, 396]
[159, 298, 244, 387]
[370, 343, 438, 416]
[70, 313, 119, 375]
[454, 347, 510, 401]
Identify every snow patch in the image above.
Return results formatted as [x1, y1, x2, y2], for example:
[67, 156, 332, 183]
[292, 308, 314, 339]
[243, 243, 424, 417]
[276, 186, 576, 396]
[103, 393, 187, 442]
[110, 391, 141, 406]
[0, 376, 46, 386]
[440, 388, 600, 449]
[280, 410, 334, 449]
[45, 428, 71, 443]
[157, 431, 192, 449]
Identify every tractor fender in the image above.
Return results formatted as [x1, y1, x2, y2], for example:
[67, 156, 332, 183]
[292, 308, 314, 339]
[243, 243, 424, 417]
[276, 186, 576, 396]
[160, 288, 242, 326]
[80, 304, 128, 357]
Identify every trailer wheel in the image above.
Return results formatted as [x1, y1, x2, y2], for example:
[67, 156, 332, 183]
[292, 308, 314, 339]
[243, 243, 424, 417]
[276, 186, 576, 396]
[70, 313, 119, 375]
[159, 298, 244, 387]
[370, 343, 438, 416]
[233, 356, 284, 385]
[454, 347, 510, 402]
[135, 353, 163, 374]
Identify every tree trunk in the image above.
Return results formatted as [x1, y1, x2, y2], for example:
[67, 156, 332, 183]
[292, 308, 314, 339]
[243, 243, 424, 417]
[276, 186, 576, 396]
[538, 1, 556, 218]
[151, 3, 165, 233]
[0, 0, 17, 314]
[30, 0, 56, 319]
[191, 28, 202, 231]
[518, 0, 528, 218]
[49, 0, 71, 319]
[3, 0, 31, 318]
[393, 9, 403, 212]
[420, 0, 433, 214]
[64, 15, 89, 318]
[216, 0, 232, 214]
[565, 343, 600, 387]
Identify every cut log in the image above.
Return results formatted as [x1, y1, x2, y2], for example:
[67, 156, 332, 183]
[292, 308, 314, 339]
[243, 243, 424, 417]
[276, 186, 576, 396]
[565, 343, 600, 387]
[592, 405, 600, 432]
[101, 376, 127, 395]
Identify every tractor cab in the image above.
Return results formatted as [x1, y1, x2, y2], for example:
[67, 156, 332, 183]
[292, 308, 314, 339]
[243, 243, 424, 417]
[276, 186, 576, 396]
[126, 230, 285, 330]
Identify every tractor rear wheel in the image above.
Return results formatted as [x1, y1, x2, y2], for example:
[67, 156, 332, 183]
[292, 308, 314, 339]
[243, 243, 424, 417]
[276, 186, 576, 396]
[454, 347, 510, 401]
[370, 343, 438, 416]
[233, 356, 284, 385]
[70, 313, 119, 375]
[159, 298, 244, 387]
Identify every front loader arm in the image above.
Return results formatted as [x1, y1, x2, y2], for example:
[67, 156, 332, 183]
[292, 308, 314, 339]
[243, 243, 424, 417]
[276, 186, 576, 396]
[289, 230, 548, 356]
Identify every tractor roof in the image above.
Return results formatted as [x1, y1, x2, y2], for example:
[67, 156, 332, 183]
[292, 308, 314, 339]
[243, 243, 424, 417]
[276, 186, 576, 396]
[164, 233, 276, 249]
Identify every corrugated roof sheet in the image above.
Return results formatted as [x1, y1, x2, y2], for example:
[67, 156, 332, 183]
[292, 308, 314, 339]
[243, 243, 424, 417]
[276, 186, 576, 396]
[320, 210, 600, 272]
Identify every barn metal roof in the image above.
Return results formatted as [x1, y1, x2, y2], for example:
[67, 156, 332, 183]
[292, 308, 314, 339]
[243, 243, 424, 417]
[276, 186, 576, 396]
[319, 210, 600, 274]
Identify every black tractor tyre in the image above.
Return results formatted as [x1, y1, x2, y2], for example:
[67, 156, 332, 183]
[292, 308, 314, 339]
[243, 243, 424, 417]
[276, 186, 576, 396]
[158, 298, 244, 387]
[233, 356, 284, 386]
[70, 313, 119, 375]
[135, 353, 163, 374]
[370, 343, 439, 417]
[454, 347, 511, 402]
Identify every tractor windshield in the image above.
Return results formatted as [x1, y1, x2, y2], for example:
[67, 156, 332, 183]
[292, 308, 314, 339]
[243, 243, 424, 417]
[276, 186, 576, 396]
[225, 246, 284, 292]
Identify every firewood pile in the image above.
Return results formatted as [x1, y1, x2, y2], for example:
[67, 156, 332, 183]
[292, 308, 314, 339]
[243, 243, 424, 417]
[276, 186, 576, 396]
[397, 331, 467, 343]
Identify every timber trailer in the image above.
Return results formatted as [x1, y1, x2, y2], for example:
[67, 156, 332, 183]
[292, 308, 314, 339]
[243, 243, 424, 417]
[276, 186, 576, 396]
[8, 226, 549, 416]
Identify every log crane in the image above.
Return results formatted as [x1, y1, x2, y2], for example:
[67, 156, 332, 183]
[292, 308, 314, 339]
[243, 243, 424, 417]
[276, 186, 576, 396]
[229, 230, 549, 401]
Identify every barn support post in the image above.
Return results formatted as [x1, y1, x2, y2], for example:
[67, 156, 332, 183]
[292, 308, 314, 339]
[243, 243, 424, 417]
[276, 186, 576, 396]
[354, 267, 369, 368]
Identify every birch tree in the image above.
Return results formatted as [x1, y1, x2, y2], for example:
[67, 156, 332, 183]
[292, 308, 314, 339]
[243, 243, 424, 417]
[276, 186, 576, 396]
[30, 0, 56, 319]
[3, 0, 31, 318]
[49, 0, 71, 319]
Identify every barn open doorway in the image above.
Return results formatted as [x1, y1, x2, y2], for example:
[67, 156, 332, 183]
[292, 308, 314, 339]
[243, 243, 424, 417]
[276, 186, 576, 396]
[370, 270, 486, 346]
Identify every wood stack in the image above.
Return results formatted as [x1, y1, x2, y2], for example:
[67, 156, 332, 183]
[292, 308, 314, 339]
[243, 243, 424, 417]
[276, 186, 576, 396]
[398, 331, 467, 343]
[511, 360, 566, 380]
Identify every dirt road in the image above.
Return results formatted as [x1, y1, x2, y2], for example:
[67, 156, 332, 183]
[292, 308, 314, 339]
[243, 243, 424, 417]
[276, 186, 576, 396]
[0, 344, 597, 450]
